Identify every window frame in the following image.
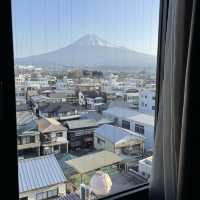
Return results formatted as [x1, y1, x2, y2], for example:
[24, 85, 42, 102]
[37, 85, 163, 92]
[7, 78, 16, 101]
[0, 0, 164, 199]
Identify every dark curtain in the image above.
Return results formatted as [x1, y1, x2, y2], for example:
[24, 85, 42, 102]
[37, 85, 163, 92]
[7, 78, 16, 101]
[150, 0, 200, 199]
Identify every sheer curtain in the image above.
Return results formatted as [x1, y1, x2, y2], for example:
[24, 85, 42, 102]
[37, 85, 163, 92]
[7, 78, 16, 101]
[150, 0, 199, 199]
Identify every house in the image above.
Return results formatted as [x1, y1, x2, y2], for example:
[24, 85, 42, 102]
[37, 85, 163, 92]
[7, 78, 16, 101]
[124, 89, 139, 109]
[103, 107, 154, 152]
[64, 119, 98, 151]
[94, 124, 144, 156]
[17, 111, 40, 158]
[78, 90, 106, 111]
[18, 154, 67, 200]
[138, 156, 153, 180]
[80, 111, 114, 126]
[139, 88, 155, 115]
[16, 103, 32, 112]
[38, 118, 68, 155]
[38, 102, 84, 121]
[15, 86, 26, 105]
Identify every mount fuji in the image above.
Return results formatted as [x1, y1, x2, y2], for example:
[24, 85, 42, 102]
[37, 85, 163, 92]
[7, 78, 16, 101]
[15, 34, 156, 68]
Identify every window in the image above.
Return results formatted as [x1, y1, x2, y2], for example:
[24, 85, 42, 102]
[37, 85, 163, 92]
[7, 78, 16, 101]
[152, 106, 155, 110]
[24, 136, 35, 144]
[54, 145, 59, 151]
[97, 137, 105, 145]
[36, 191, 47, 200]
[12, 0, 159, 199]
[122, 120, 130, 130]
[56, 132, 63, 137]
[152, 96, 155, 100]
[47, 188, 58, 198]
[20, 197, 28, 200]
[135, 124, 144, 135]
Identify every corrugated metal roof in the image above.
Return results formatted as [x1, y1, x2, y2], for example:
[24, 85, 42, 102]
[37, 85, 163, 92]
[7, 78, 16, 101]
[18, 154, 66, 193]
[95, 124, 144, 144]
[65, 119, 97, 130]
[65, 151, 122, 174]
[58, 193, 80, 200]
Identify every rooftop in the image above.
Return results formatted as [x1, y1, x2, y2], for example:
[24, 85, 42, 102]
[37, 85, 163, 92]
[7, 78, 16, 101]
[37, 118, 66, 133]
[65, 119, 98, 130]
[39, 102, 76, 114]
[95, 124, 144, 144]
[18, 154, 66, 193]
[16, 111, 38, 134]
[103, 107, 154, 126]
[65, 151, 123, 174]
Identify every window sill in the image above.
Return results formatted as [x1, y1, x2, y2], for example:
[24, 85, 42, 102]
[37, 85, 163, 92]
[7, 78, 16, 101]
[99, 183, 149, 200]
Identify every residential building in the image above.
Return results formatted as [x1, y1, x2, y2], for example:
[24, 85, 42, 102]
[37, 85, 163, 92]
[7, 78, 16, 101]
[139, 89, 155, 115]
[124, 89, 139, 109]
[38, 118, 68, 155]
[78, 90, 106, 111]
[25, 75, 49, 89]
[64, 119, 98, 151]
[138, 156, 152, 180]
[37, 102, 83, 121]
[81, 111, 114, 126]
[18, 154, 67, 200]
[103, 107, 154, 152]
[94, 124, 144, 156]
[15, 86, 26, 105]
[17, 111, 40, 158]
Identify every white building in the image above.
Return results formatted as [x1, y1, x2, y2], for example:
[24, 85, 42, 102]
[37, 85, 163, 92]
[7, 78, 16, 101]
[138, 156, 152, 180]
[103, 107, 154, 152]
[124, 89, 139, 109]
[25, 75, 49, 89]
[79, 91, 105, 111]
[139, 89, 155, 115]
[18, 154, 67, 200]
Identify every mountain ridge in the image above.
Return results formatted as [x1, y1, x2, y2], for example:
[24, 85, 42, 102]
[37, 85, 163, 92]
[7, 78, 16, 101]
[15, 34, 156, 68]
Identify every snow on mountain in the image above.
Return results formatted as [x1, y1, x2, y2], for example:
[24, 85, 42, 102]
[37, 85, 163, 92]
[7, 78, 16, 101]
[15, 34, 156, 68]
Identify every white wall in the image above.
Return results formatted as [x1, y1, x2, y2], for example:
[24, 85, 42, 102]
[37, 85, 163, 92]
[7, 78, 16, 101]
[139, 89, 155, 115]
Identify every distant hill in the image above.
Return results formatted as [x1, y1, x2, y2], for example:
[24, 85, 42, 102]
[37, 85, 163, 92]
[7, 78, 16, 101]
[15, 34, 156, 68]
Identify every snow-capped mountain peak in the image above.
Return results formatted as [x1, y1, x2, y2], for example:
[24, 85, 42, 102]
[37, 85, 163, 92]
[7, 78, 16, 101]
[73, 34, 116, 48]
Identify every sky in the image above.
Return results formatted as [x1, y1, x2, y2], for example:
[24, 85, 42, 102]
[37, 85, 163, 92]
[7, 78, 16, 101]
[12, 0, 160, 58]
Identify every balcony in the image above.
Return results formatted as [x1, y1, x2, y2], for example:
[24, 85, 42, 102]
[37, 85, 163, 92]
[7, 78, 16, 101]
[18, 142, 40, 150]
[42, 137, 68, 147]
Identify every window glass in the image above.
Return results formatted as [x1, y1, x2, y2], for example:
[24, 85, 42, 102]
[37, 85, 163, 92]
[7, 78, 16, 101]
[122, 120, 131, 130]
[135, 124, 145, 134]
[13, 0, 159, 198]
[47, 189, 58, 198]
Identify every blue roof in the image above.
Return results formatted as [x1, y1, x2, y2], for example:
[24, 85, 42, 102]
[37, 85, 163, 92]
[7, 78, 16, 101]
[18, 154, 66, 193]
[95, 124, 141, 144]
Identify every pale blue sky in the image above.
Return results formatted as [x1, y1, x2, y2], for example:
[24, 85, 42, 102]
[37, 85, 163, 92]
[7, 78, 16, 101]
[12, 0, 160, 58]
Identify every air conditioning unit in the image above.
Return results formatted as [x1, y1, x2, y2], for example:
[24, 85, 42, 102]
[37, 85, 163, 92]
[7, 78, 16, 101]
[80, 183, 90, 200]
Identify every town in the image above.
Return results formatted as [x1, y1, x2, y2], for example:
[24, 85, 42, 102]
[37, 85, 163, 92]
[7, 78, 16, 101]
[16, 65, 155, 200]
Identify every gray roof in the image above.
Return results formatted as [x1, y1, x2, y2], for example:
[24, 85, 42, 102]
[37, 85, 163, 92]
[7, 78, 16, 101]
[16, 111, 38, 134]
[103, 107, 154, 126]
[95, 124, 143, 144]
[18, 154, 66, 193]
[39, 102, 76, 113]
[65, 119, 98, 130]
